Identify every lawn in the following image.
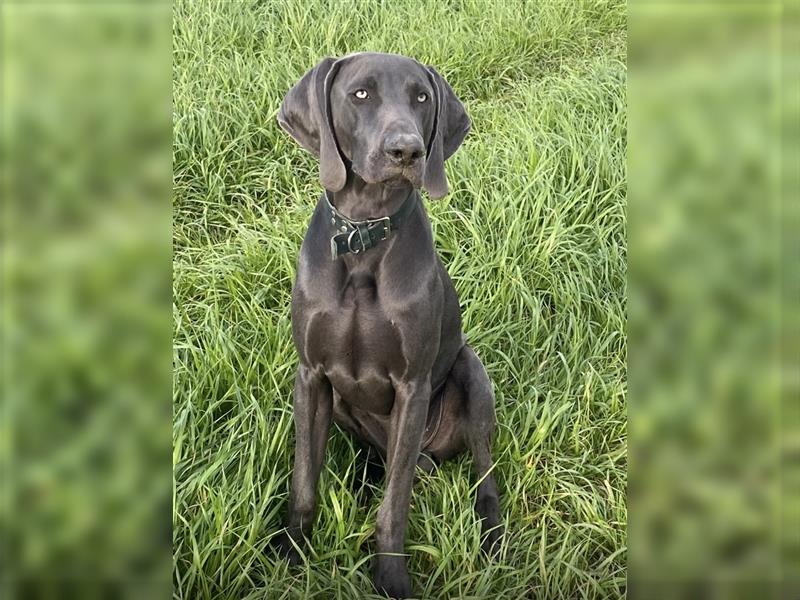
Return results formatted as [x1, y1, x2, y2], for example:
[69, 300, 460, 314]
[172, 1, 627, 598]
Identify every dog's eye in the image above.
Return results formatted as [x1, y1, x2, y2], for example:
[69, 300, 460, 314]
[354, 89, 369, 100]
[416, 92, 428, 103]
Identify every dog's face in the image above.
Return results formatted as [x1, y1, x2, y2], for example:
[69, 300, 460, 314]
[278, 52, 471, 198]
[328, 54, 434, 190]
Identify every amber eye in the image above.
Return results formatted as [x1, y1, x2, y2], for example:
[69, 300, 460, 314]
[354, 89, 369, 99]
[416, 92, 428, 103]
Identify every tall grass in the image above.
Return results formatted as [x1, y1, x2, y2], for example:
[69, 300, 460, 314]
[173, 1, 627, 598]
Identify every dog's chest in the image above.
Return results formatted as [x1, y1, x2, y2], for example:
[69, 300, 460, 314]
[300, 272, 405, 412]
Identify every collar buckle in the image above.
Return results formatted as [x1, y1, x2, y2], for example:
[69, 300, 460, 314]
[367, 216, 391, 240]
[325, 191, 415, 261]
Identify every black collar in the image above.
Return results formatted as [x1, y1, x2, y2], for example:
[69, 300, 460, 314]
[325, 190, 418, 260]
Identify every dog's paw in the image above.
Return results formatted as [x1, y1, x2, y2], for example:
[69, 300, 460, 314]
[272, 531, 303, 566]
[480, 524, 503, 559]
[374, 559, 412, 599]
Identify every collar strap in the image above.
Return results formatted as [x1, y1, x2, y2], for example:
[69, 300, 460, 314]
[325, 190, 418, 260]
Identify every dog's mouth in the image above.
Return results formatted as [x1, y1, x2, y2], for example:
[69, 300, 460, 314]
[354, 163, 424, 189]
[383, 172, 417, 187]
[349, 147, 427, 189]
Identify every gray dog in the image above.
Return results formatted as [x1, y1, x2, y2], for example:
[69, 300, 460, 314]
[275, 52, 502, 599]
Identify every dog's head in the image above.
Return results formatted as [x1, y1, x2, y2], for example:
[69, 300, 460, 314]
[278, 52, 470, 198]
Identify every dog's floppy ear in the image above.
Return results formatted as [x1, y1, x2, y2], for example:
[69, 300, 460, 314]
[423, 66, 471, 199]
[277, 57, 347, 192]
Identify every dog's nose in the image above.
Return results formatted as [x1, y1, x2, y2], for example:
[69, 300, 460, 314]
[383, 133, 425, 165]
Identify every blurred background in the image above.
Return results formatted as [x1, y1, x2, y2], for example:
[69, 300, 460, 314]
[628, 1, 796, 598]
[1, 3, 172, 599]
[0, 1, 796, 599]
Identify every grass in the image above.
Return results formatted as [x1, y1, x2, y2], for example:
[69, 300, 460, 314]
[172, 1, 627, 598]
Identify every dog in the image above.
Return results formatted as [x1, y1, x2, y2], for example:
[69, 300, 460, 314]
[274, 52, 502, 599]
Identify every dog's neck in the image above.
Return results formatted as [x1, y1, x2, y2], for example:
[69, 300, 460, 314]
[328, 172, 417, 221]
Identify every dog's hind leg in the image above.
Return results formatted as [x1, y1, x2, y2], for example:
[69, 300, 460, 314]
[452, 345, 503, 555]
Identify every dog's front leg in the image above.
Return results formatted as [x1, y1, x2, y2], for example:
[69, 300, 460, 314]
[373, 378, 430, 599]
[276, 364, 332, 564]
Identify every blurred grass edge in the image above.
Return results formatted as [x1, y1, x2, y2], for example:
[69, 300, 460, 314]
[2, 3, 173, 599]
[628, 2, 798, 598]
